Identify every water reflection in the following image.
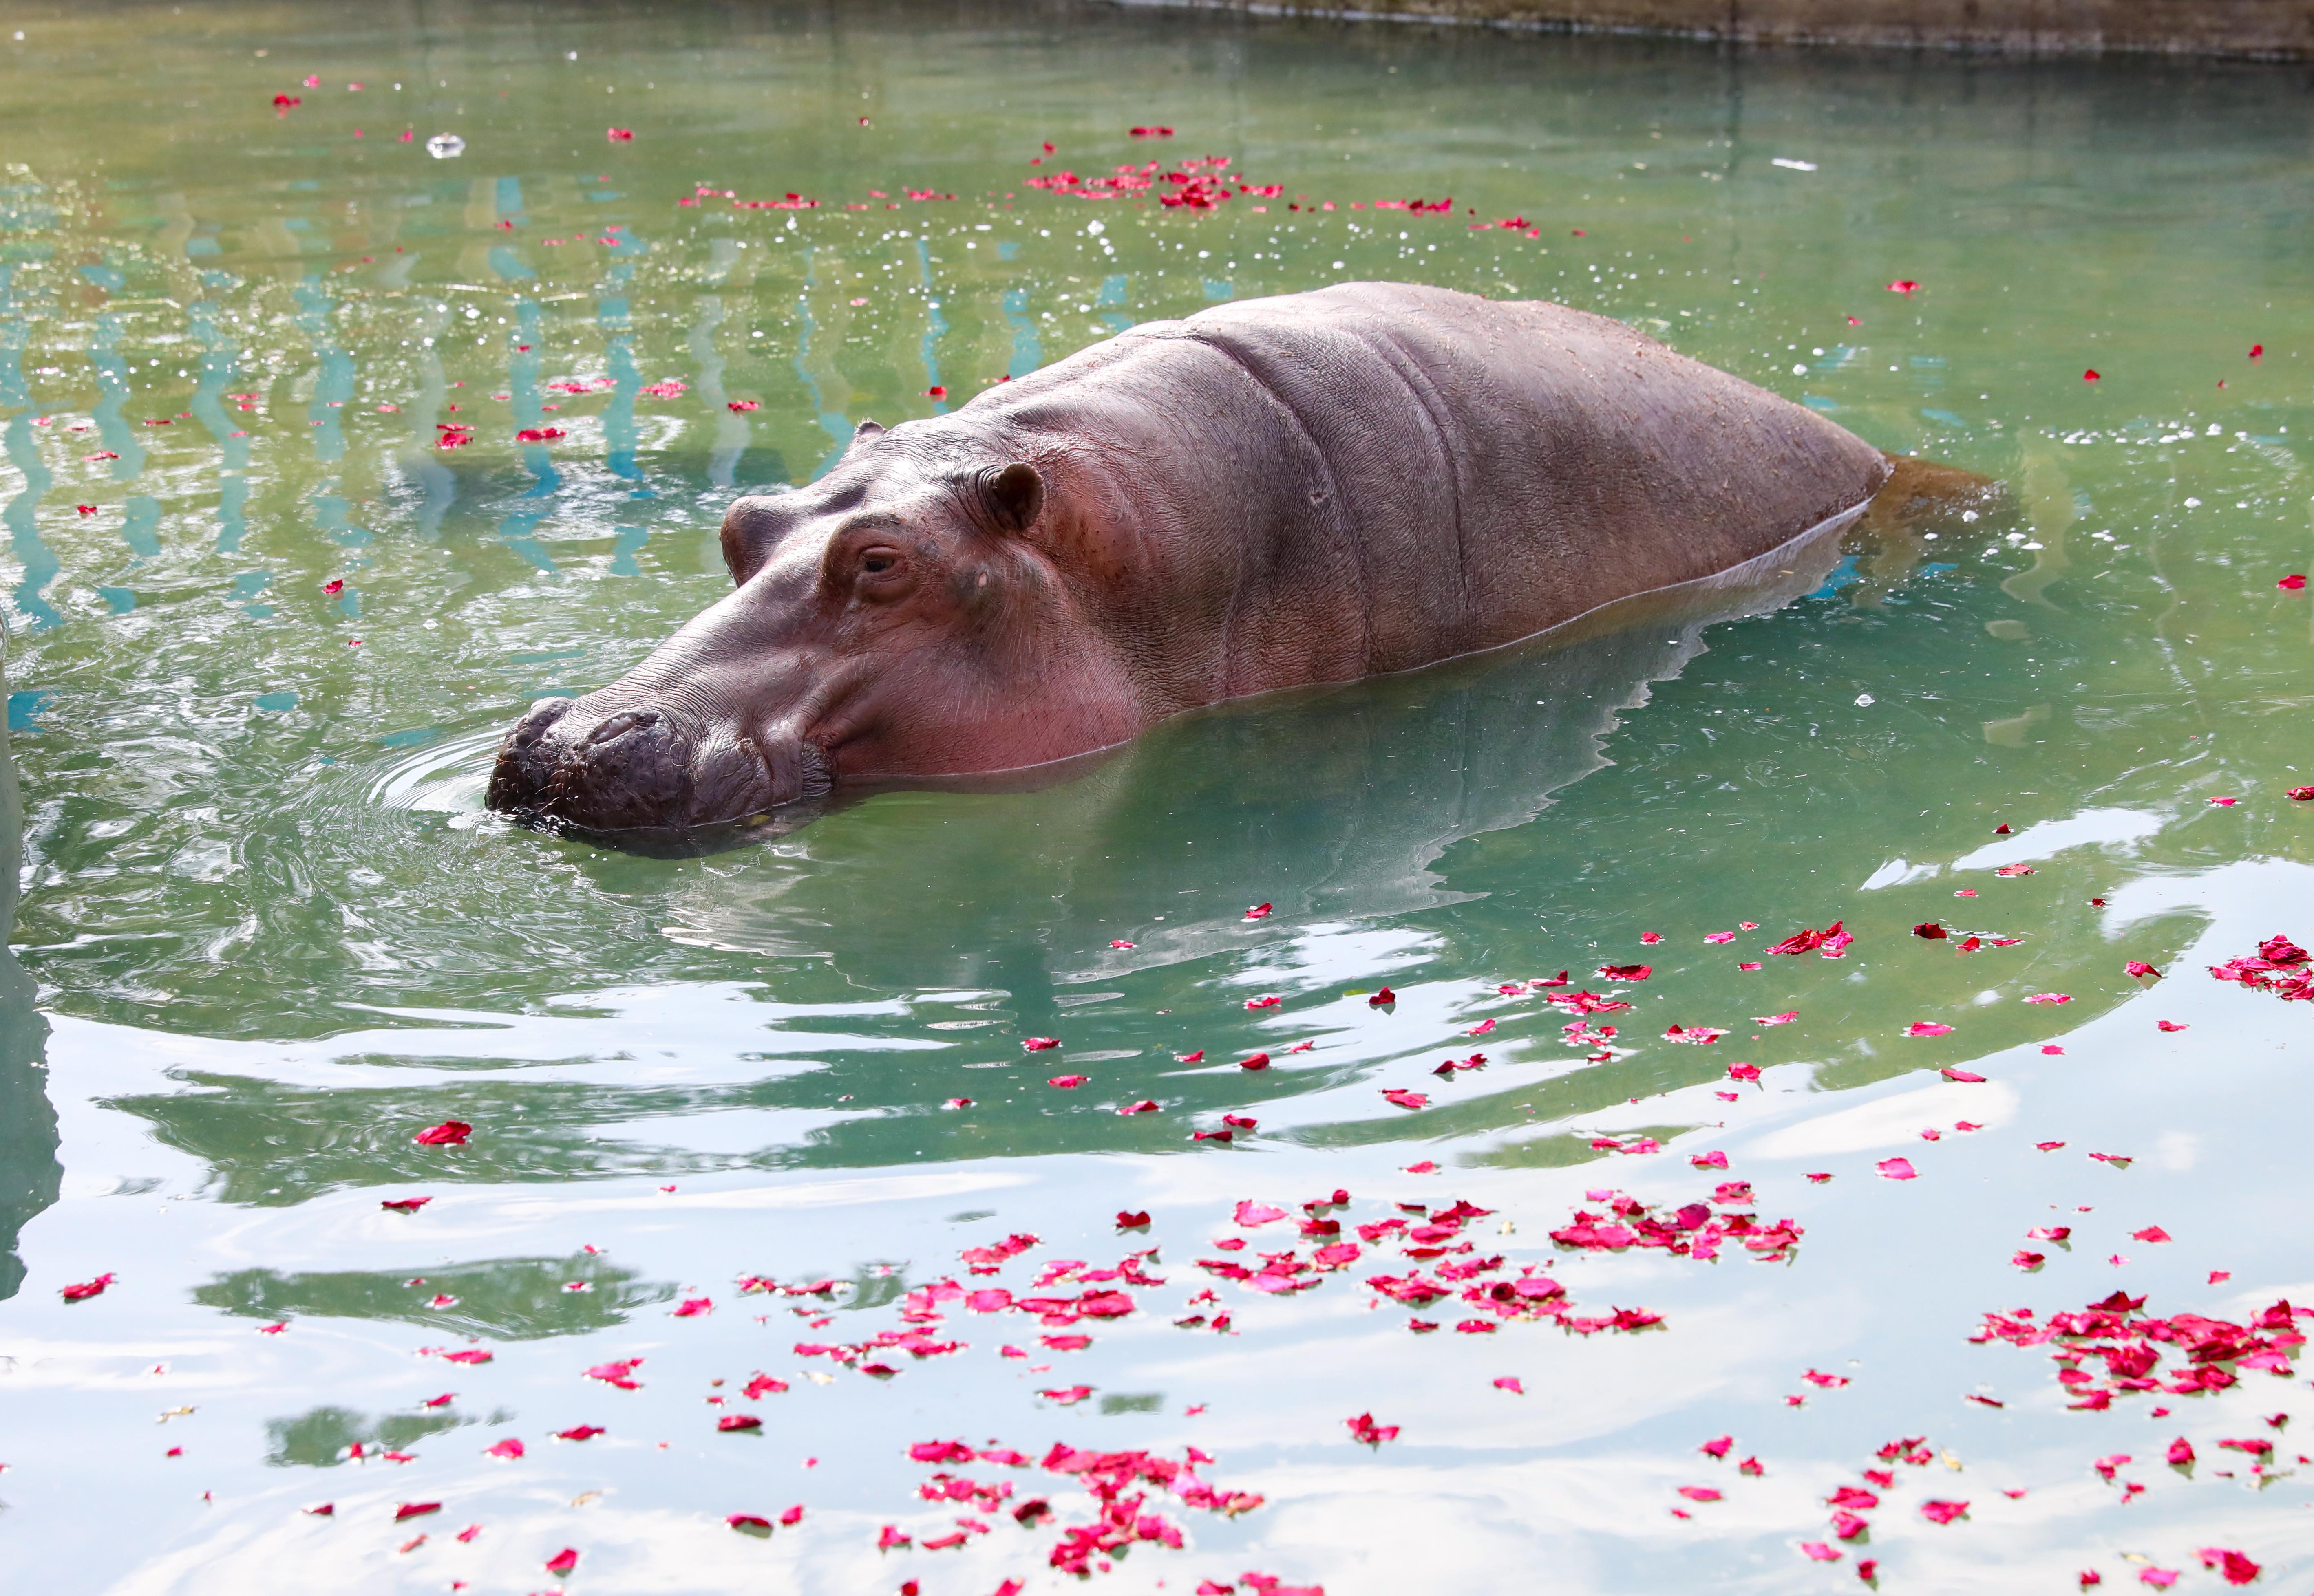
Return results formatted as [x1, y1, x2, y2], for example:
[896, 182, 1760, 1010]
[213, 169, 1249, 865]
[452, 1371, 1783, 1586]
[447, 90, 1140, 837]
[0, 650, 58, 1302]
[263, 1404, 472, 1469]
[0, 269, 62, 627]
[196, 1252, 656, 1340]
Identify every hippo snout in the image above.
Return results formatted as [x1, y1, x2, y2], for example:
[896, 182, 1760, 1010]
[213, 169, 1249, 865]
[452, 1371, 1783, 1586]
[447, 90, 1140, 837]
[486, 697, 789, 834]
[486, 697, 576, 814]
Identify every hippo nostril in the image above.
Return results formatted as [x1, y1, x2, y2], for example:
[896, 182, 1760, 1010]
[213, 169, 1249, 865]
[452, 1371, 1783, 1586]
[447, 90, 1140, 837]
[554, 708, 694, 826]
[579, 708, 666, 751]
[508, 697, 574, 747]
[487, 697, 579, 813]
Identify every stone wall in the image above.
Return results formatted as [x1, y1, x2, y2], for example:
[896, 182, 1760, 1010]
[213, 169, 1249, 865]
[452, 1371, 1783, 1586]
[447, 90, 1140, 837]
[1110, 0, 2314, 59]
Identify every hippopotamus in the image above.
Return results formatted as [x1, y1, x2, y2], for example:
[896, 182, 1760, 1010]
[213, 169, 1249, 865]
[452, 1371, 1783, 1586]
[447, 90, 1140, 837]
[487, 282, 1920, 842]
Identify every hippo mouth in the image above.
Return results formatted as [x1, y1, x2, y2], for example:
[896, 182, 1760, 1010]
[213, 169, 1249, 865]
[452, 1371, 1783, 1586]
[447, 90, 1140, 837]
[485, 696, 833, 849]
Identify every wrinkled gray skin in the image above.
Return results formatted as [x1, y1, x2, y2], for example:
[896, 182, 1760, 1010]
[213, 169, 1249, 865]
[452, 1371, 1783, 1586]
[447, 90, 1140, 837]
[487, 282, 1890, 839]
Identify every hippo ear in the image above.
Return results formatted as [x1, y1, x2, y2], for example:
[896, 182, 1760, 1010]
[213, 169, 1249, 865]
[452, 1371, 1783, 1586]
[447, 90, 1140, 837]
[719, 492, 797, 586]
[849, 419, 884, 449]
[976, 462, 1046, 533]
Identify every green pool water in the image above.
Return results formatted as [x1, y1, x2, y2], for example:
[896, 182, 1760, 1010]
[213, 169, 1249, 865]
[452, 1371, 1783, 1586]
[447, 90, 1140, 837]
[1, 4, 2310, 1592]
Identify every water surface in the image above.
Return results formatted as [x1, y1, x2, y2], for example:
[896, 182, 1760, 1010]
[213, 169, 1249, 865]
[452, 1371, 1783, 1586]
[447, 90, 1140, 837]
[1, 5, 2311, 1592]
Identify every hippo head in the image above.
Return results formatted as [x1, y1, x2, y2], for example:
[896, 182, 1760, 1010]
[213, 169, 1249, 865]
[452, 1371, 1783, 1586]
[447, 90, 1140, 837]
[485, 422, 1139, 842]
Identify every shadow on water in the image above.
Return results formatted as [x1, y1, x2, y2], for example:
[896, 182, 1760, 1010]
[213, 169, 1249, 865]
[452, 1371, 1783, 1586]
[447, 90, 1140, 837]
[0, 645, 58, 1303]
[651, 508, 1868, 985]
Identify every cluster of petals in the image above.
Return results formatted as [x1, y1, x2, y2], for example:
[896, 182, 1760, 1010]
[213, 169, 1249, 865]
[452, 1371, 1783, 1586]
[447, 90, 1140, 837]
[898, 1435, 1263, 1574]
[2208, 932, 2312, 1001]
[1549, 1186, 1802, 1263]
[1971, 1288, 2308, 1408]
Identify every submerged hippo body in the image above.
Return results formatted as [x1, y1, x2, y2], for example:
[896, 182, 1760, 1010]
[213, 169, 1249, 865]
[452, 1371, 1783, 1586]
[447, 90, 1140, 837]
[487, 282, 1891, 839]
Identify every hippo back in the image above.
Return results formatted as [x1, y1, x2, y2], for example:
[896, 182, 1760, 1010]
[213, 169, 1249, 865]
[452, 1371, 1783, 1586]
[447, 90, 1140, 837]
[971, 283, 1887, 710]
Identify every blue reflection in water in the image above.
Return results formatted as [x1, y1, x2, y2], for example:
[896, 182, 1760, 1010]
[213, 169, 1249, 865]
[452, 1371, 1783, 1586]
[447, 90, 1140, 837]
[87, 313, 146, 481]
[119, 497, 160, 560]
[311, 491, 366, 548]
[690, 292, 743, 492]
[399, 300, 455, 540]
[509, 298, 549, 434]
[186, 300, 251, 552]
[499, 296, 559, 573]
[1001, 287, 1041, 379]
[0, 274, 61, 628]
[1095, 272, 1132, 335]
[294, 276, 353, 463]
[1811, 553, 1861, 598]
[598, 262, 645, 488]
[228, 569, 272, 619]
[7, 690, 55, 730]
[496, 506, 558, 574]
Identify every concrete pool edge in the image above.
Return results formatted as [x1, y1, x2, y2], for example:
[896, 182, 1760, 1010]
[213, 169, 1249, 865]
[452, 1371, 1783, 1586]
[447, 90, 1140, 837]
[1107, 0, 2314, 62]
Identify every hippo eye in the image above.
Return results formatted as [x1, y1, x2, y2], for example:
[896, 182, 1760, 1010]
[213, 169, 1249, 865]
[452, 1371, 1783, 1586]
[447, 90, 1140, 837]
[859, 546, 903, 578]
